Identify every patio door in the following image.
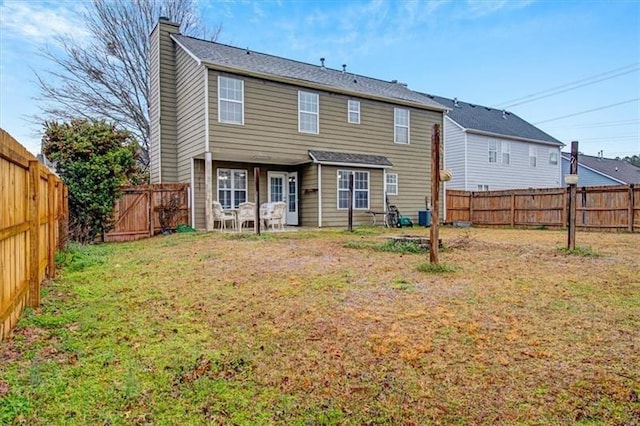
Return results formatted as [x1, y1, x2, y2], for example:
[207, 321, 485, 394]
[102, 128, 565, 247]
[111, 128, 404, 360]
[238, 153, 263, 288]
[268, 171, 298, 225]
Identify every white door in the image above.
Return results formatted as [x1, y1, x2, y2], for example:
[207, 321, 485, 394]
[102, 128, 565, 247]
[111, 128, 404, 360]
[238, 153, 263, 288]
[268, 171, 298, 225]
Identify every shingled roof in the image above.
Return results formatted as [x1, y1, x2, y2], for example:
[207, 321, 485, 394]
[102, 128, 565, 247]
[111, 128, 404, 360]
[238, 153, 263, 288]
[562, 153, 640, 184]
[171, 34, 446, 111]
[308, 150, 393, 168]
[425, 94, 562, 145]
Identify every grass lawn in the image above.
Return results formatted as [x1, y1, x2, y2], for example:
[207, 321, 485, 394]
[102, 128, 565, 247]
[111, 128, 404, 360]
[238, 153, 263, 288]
[1, 226, 639, 425]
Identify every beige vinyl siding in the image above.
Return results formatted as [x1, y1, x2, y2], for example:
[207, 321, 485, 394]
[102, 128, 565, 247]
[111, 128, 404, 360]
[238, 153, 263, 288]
[320, 166, 384, 227]
[148, 24, 161, 183]
[300, 164, 318, 226]
[157, 23, 179, 182]
[175, 48, 205, 182]
[206, 70, 441, 224]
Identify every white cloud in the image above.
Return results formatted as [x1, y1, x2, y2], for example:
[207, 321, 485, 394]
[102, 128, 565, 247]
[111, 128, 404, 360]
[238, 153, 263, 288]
[463, 0, 534, 19]
[0, 0, 89, 42]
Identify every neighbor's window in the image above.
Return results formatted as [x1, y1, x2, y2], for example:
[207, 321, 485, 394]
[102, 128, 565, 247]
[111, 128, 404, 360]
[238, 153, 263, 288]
[529, 145, 537, 167]
[348, 100, 360, 124]
[217, 168, 247, 208]
[337, 170, 370, 209]
[489, 140, 498, 163]
[477, 184, 489, 191]
[549, 150, 558, 165]
[299, 91, 319, 134]
[385, 173, 398, 195]
[502, 141, 511, 165]
[218, 76, 244, 124]
[394, 108, 410, 144]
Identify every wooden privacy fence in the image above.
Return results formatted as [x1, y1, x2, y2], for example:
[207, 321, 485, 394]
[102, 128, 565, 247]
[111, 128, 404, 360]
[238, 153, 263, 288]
[446, 184, 639, 232]
[1, 129, 68, 341]
[104, 183, 190, 242]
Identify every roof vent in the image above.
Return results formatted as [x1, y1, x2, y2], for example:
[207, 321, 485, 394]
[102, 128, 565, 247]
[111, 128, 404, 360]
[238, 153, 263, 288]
[502, 109, 507, 119]
[353, 78, 358, 84]
[342, 64, 347, 74]
[453, 97, 459, 107]
[470, 104, 476, 108]
[246, 47, 250, 55]
[320, 57, 325, 70]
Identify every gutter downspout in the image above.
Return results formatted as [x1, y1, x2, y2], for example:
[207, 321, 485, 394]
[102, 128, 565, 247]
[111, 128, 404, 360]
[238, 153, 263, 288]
[203, 66, 213, 231]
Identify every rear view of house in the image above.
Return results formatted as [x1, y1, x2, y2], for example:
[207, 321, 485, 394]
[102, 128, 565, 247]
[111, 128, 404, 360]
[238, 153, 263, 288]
[149, 18, 446, 230]
[561, 152, 640, 186]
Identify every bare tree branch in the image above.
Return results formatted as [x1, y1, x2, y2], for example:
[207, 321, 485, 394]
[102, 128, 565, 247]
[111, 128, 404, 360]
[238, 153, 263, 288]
[35, 0, 221, 171]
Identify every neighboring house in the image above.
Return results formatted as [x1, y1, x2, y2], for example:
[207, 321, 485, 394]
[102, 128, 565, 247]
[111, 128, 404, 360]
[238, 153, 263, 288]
[425, 95, 564, 191]
[561, 152, 640, 186]
[149, 18, 447, 230]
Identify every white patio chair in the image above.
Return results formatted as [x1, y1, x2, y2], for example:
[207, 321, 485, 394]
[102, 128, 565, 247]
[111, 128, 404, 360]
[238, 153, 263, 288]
[262, 201, 286, 230]
[212, 201, 236, 231]
[237, 202, 256, 230]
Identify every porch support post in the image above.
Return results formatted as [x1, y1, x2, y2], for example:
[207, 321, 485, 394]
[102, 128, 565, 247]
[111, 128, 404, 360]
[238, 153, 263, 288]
[204, 151, 213, 231]
[317, 164, 322, 227]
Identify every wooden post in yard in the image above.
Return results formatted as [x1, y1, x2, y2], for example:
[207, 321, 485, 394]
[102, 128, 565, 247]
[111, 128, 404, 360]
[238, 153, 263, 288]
[348, 173, 354, 232]
[254, 167, 260, 235]
[28, 160, 41, 307]
[567, 141, 578, 250]
[629, 184, 635, 233]
[430, 124, 441, 264]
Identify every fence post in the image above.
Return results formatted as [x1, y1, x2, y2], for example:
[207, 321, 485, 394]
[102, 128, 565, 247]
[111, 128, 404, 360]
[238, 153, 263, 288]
[28, 161, 41, 307]
[47, 174, 56, 278]
[469, 192, 474, 224]
[510, 193, 516, 227]
[629, 184, 635, 233]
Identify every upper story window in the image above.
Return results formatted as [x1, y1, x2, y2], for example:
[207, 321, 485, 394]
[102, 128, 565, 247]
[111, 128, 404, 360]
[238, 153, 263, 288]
[394, 108, 410, 144]
[502, 141, 511, 165]
[549, 150, 558, 165]
[337, 170, 370, 209]
[348, 100, 360, 124]
[385, 173, 398, 195]
[488, 140, 498, 163]
[529, 146, 537, 167]
[218, 76, 244, 125]
[299, 91, 319, 134]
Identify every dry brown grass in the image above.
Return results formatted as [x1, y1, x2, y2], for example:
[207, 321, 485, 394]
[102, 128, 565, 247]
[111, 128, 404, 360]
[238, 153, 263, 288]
[2, 226, 639, 424]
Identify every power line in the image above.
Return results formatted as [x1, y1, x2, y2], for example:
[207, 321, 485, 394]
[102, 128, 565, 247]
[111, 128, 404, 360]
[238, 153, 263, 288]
[533, 98, 640, 125]
[502, 68, 639, 108]
[494, 63, 639, 108]
[543, 119, 639, 129]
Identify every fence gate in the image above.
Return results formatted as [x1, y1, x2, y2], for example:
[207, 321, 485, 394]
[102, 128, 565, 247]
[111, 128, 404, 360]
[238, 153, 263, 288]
[105, 184, 190, 242]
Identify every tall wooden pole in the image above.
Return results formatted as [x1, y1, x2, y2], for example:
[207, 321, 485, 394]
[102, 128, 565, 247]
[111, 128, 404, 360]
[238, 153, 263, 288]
[254, 167, 260, 235]
[430, 124, 441, 264]
[567, 141, 578, 250]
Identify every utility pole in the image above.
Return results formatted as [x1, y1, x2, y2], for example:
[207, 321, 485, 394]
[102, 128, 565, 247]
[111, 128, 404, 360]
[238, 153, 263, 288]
[430, 124, 441, 264]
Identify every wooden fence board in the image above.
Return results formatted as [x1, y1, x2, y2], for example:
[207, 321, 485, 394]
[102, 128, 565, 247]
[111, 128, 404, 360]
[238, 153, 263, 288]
[446, 184, 638, 232]
[1, 129, 68, 341]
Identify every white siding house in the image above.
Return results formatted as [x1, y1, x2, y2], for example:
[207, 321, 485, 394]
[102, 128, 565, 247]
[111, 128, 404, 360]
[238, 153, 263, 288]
[430, 95, 564, 191]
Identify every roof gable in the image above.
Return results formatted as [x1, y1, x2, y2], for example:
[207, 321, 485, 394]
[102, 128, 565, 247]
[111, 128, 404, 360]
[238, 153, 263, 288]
[171, 34, 446, 111]
[562, 153, 640, 184]
[428, 95, 562, 145]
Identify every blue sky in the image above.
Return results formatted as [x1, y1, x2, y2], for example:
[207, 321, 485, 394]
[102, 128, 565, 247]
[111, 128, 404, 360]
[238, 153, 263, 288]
[1, 0, 638, 158]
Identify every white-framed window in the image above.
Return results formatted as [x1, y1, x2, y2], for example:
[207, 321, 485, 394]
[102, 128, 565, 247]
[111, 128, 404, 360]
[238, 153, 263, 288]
[348, 100, 360, 124]
[394, 108, 410, 144]
[477, 184, 489, 191]
[299, 91, 319, 134]
[502, 141, 511, 165]
[385, 173, 398, 195]
[337, 170, 370, 209]
[549, 150, 558, 165]
[217, 168, 247, 208]
[218, 76, 244, 124]
[489, 140, 498, 163]
[529, 145, 537, 167]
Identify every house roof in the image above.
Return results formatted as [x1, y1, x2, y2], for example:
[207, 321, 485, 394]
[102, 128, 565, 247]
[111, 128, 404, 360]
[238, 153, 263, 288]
[171, 34, 447, 112]
[309, 150, 393, 168]
[561, 153, 640, 184]
[425, 95, 563, 146]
